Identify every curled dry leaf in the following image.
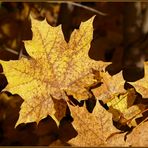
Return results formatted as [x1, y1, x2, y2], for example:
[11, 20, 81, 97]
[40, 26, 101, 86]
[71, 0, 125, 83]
[68, 102, 120, 146]
[0, 16, 109, 126]
[107, 88, 143, 127]
[92, 71, 126, 103]
[121, 105, 143, 127]
[107, 88, 136, 113]
[129, 62, 148, 98]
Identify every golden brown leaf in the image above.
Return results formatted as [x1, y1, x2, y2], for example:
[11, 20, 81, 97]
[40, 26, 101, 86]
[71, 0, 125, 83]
[99, 121, 148, 147]
[0, 16, 109, 126]
[92, 71, 126, 103]
[129, 62, 148, 98]
[126, 121, 148, 146]
[105, 132, 129, 147]
[68, 102, 119, 146]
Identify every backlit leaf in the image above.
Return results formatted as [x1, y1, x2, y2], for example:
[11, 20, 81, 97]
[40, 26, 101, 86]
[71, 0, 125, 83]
[129, 62, 148, 98]
[0, 16, 109, 126]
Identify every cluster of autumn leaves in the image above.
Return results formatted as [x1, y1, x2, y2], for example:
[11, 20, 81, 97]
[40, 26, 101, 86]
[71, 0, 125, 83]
[0, 16, 148, 146]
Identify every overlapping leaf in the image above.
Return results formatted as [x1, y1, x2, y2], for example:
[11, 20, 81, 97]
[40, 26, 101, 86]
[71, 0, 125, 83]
[92, 71, 126, 103]
[129, 62, 148, 98]
[104, 121, 148, 147]
[126, 121, 148, 146]
[68, 102, 119, 146]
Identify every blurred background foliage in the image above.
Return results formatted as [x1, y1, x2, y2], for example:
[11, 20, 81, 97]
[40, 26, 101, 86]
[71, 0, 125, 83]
[0, 2, 148, 146]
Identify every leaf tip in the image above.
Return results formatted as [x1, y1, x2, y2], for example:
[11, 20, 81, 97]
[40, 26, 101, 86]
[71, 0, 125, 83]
[51, 114, 60, 127]
[86, 15, 96, 25]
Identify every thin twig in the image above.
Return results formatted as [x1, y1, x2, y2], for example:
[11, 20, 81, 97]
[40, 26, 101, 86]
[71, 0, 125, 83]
[46, 1, 107, 16]
[1, 46, 19, 56]
[18, 48, 24, 59]
[1, 46, 27, 58]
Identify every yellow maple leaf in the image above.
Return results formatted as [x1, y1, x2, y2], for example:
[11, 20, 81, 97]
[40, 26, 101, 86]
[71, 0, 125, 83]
[129, 62, 148, 98]
[0, 16, 109, 126]
[68, 102, 119, 146]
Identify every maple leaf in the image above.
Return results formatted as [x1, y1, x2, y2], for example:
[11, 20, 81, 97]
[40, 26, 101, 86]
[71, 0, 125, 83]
[105, 121, 148, 146]
[68, 102, 119, 146]
[92, 71, 126, 103]
[104, 132, 129, 147]
[129, 62, 148, 98]
[0, 16, 109, 126]
[126, 121, 148, 146]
